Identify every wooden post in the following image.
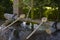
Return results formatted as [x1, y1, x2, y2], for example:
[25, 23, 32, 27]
[13, 0, 24, 17]
[13, 0, 19, 16]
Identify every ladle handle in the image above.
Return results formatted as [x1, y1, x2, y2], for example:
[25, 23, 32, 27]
[26, 17, 47, 39]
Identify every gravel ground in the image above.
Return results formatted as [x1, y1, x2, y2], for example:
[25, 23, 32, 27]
[0, 29, 60, 40]
[0, 20, 60, 40]
[27, 31, 60, 40]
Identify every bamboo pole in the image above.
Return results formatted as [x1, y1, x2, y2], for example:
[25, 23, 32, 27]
[1, 18, 41, 31]
[2, 18, 41, 31]
[13, 0, 19, 15]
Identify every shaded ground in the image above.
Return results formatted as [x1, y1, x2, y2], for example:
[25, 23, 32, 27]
[0, 20, 5, 25]
[27, 31, 60, 40]
[0, 28, 60, 40]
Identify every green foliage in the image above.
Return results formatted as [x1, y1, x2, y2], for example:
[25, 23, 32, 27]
[22, 0, 60, 21]
[0, 0, 13, 19]
[0, 5, 5, 19]
[0, 0, 60, 21]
